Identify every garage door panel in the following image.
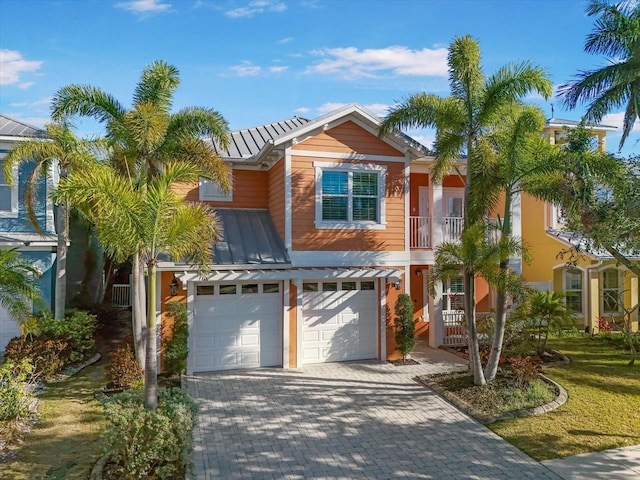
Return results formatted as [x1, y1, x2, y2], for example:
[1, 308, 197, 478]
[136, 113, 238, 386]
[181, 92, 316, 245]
[191, 285, 282, 372]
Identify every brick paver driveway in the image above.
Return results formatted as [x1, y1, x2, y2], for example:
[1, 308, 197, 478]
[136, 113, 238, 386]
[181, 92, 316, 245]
[187, 350, 561, 480]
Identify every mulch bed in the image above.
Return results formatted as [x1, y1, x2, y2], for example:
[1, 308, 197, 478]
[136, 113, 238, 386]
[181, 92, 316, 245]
[388, 358, 421, 366]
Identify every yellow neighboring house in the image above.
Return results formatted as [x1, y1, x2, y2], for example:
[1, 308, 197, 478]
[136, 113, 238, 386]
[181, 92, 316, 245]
[521, 118, 639, 334]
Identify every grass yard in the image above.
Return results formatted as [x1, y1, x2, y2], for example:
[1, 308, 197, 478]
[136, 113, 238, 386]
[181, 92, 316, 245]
[489, 334, 640, 460]
[1, 361, 106, 479]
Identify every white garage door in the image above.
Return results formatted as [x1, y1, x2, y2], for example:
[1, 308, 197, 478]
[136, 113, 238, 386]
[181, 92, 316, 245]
[191, 282, 282, 372]
[302, 280, 378, 364]
[0, 305, 21, 353]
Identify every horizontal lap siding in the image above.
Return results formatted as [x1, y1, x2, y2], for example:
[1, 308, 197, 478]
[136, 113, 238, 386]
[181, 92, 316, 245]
[172, 170, 269, 209]
[268, 158, 285, 242]
[291, 122, 405, 252]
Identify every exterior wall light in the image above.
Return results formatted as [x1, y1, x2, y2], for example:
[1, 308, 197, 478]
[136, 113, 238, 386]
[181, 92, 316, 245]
[170, 277, 179, 296]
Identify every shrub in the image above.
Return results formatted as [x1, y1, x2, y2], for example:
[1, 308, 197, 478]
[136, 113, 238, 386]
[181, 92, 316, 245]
[394, 293, 415, 363]
[102, 388, 198, 479]
[163, 301, 188, 376]
[106, 343, 143, 390]
[597, 316, 613, 332]
[508, 356, 542, 387]
[4, 334, 69, 379]
[39, 311, 97, 363]
[0, 359, 35, 422]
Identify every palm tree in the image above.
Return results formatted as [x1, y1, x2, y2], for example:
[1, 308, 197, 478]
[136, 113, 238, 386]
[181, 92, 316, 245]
[0, 248, 42, 325]
[3, 123, 101, 320]
[380, 35, 552, 385]
[55, 161, 219, 411]
[477, 105, 558, 380]
[558, 0, 640, 150]
[51, 60, 231, 367]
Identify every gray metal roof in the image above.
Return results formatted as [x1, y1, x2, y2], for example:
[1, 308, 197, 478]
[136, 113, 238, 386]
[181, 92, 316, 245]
[213, 209, 290, 266]
[548, 229, 639, 260]
[211, 116, 309, 160]
[546, 117, 617, 130]
[0, 114, 46, 138]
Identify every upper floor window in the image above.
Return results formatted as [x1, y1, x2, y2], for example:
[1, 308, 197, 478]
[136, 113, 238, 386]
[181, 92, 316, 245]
[564, 268, 583, 314]
[199, 172, 232, 202]
[602, 269, 622, 314]
[0, 157, 19, 218]
[314, 162, 386, 229]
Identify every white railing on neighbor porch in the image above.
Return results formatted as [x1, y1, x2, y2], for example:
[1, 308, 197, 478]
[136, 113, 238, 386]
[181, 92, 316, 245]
[409, 216, 431, 248]
[112, 284, 131, 307]
[443, 216, 464, 243]
[442, 311, 494, 346]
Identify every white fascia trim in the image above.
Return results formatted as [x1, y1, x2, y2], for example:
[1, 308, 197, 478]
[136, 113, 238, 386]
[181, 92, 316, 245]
[285, 148, 293, 252]
[294, 279, 303, 368]
[282, 281, 290, 368]
[289, 250, 410, 267]
[294, 149, 406, 163]
[404, 154, 410, 252]
[380, 279, 386, 360]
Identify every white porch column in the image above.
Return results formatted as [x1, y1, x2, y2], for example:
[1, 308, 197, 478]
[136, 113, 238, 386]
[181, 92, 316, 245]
[430, 279, 444, 347]
[510, 190, 523, 275]
[431, 181, 444, 247]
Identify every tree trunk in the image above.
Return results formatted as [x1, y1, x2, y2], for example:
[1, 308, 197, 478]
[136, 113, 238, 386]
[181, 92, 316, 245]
[465, 270, 486, 385]
[54, 201, 68, 320]
[144, 261, 158, 411]
[132, 254, 146, 370]
[485, 193, 513, 381]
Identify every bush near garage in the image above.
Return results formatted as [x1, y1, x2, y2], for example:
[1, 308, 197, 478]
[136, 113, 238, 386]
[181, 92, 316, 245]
[3, 311, 97, 379]
[101, 388, 198, 479]
[106, 343, 143, 390]
[0, 359, 35, 423]
[163, 301, 189, 376]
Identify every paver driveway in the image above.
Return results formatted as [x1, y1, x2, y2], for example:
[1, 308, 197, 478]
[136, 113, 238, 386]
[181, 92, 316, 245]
[187, 350, 561, 480]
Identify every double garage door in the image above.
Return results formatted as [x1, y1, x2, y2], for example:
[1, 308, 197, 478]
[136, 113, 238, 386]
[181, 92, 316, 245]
[190, 280, 378, 372]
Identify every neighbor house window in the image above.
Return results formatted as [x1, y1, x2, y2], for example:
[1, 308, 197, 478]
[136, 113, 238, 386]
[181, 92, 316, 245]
[564, 269, 583, 314]
[314, 162, 386, 229]
[0, 159, 18, 217]
[602, 269, 621, 314]
[443, 276, 464, 311]
[199, 172, 232, 202]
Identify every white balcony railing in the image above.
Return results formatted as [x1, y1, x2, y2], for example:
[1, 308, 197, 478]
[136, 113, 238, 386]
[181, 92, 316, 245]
[112, 283, 131, 307]
[409, 216, 431, 248]
[443, 216, 464, 243]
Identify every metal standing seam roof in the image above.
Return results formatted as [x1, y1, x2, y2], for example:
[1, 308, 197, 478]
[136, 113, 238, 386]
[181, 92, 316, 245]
[211, 116, 309, 160]
[545, 117, 617, 130]
[212, 209, 290, 266]
[0, 114, 46, 138]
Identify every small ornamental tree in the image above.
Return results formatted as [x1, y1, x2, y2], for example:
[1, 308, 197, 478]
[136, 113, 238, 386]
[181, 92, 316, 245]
[394, 293, 415, 364]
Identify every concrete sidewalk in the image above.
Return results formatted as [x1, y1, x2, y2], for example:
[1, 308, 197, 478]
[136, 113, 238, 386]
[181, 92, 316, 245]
[542, 445, 640, 480]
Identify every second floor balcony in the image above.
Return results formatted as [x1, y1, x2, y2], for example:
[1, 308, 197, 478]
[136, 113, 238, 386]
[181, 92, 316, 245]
[410, 216, 498, 248]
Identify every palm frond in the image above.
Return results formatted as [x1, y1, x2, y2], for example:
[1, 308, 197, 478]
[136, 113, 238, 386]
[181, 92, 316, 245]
[51, 84, 125, 123]
[169, 107, 231, 150]
[133, 60, 180, 112]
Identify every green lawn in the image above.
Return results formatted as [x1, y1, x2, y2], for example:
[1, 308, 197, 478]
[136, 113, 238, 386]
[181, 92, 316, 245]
[489, 334, 640, 460]
[2, 362, 106, 480]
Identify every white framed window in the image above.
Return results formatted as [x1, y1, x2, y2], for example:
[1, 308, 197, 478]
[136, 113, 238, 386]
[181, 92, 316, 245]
[199, 172, 232, 202]
[443, 276, 465, 311]
[564, 268, 583, 314]
[314, 162, 386, 229]
[0, 158, 19, 218]
[601, 269, 622, 314]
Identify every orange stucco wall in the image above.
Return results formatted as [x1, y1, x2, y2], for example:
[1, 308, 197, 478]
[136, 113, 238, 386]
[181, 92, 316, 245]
[268, 158, 286, 242]
[443, 175, 465, 188]
[159, 271, 187, 372]
[409, 173, 429, 216]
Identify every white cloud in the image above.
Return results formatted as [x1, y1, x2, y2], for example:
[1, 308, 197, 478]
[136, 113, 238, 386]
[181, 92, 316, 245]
[230, 61, 261, 76]
[225, 0, 286, 18]
[10, 97, 52, 109]
[307, 46, 448, 79]
[115, 0, 172, 15]
[295, 107, 311, 114]
[361, 103, 390, 117]
[602, 112, 640, 132]
[269, 66, 288, 73]
[314, 102, 389, 117]
[278, 37, 294, 44]
[317, 102, 347, 114]
[0, 50, 42, 86]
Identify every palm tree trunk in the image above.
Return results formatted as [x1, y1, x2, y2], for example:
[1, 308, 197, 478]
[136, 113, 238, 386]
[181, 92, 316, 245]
[132, 253, 146, 369]
[465, 271, 485, 385]
[144, 261, 158, 411]
[485, 193, 513, 381]
[54, 201, 68, 320]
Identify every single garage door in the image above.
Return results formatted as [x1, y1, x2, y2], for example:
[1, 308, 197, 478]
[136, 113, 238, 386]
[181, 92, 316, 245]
[302, 280, 377, 364]
[0, 306, 21, 353]
[191, 282, 282, 372]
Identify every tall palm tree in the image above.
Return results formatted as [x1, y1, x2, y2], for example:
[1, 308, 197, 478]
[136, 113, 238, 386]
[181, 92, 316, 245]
[558, 0, 640, 150]
[51, 60, 231, 367]
[0, 248, 42, 325]
[3, 123, 101, 320]
[478, 105, 556, 380]
[380, 35, 552, 385]
[56, 161, 219, 411]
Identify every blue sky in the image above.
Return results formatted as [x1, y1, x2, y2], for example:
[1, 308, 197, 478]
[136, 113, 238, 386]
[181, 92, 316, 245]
[1, 0, 638, 156]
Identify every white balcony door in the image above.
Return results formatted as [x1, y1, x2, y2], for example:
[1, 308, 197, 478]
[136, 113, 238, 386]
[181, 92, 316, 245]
[419, 186, 430, 217]
[443, 189, 464, 241]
